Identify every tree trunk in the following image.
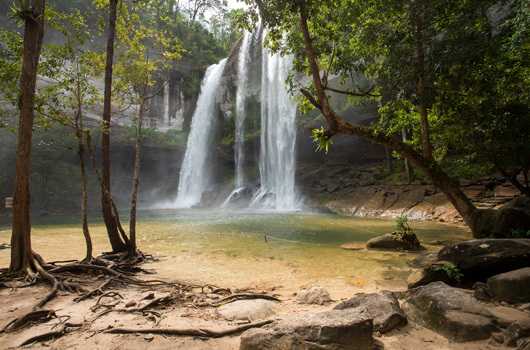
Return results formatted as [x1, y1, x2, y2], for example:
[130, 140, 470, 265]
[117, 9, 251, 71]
[298, 1, 478, 230]
[129, 99, 145, 254]
[414, 13, 433, 160]
[385, 147, 393, 174]
[102, 0, 127, 253]
[402, 128, 411, 184]
[9, 0, 46, 275]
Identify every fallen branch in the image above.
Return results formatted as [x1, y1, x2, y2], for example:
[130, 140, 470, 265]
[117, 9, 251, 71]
[104, 319, 274, 338]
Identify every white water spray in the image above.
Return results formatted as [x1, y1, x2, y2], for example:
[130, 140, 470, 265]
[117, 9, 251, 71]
[175, 59, 227, 208]
[234, 32, 250, 189]
[252, 31, 300, 210]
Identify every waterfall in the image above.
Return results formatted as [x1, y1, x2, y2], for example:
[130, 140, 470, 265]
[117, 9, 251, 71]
[234, 32, 250, 190]
[175, 58, 227, 208]
[251, 30, 300, 210]
[163, 82, 170, 126]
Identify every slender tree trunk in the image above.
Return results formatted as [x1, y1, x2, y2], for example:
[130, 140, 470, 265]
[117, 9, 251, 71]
[402, 128, 411, 184]
[414, 13, 432, 160]
[77, 130, 92, 261]
[385, 147, 393, 174]
[129, 99, 145, 254]
[9, 0, 46, 274]
[102, 0, 127, 252]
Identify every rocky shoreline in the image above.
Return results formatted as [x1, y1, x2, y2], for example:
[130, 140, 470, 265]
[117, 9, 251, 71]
[298, 163, 522, 226]
[238, 238, 530, 349]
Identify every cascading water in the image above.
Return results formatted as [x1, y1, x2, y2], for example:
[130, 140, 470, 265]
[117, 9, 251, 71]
[175, 58, 227, 208]
[221, 32, 251, 208]
[234, 32, 250, 190]
[251, 30, 300, 210]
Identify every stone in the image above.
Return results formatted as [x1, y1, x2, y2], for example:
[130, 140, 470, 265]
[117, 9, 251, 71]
[296, 285, 334, 305]
[340, 242, 366, 250]
[239, 309, 374, 350]
[217, 299, 280, 321]
[486, 305, 530, 329]
[472, 282, 494, 302]
[333, 290, 407, 333]
[519, 339, 530, 350]
[470, 208, 530, 238]
[505, 319, 530, 347]
[487, 267, 530, 304]
[401, 281, 497, 342]
[407, 252, 438, 268]
[366, 233, 416, 251]
[491, 332, 505, 343]
[406, 261, 457, 289]
[437, 239, 530, 280]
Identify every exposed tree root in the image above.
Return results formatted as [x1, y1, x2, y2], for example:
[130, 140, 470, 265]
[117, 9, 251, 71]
[1, 309, 56, 333]
[211, 293, 281, 306]
[104, 319, 275, 338]
[19, 325, 66, 347]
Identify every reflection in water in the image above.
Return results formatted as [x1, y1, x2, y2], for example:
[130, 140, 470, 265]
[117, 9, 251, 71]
[0, 210, 471, 294]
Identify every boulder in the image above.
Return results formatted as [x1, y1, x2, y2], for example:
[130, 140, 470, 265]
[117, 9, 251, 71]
[366, 233, 417, 251]
[406, 261, 457, 289]
[407, 252, 438, 268]
[486, 305, 530, 329]
[217, 299, 280, 321]
[401, 281, 497, 342]
[437, 239, 530, 280]
[333, 290, 407, 333]
[296, 285, 334, 305]
[487, 267, 530, 304]
[239, 310, 374, 350]
[505, 319, 530, 347]
[470, 208, 530, 238]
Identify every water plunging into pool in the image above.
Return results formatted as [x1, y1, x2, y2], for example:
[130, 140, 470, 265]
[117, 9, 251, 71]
[176, 27, 300, 210]
[175, 59, 227, 208]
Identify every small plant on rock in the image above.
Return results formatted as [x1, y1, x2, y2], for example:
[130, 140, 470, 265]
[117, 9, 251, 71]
[394, 215, 421, 249]
[434, 264, 464, 281]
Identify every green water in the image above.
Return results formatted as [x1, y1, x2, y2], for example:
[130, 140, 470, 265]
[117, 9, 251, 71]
[0, 210, 471, 293]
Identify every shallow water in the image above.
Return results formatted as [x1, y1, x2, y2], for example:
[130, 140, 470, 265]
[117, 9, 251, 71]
[0, 210, 471, 295]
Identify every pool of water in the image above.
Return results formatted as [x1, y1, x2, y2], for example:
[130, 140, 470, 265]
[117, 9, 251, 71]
[0, 210, 471, 295]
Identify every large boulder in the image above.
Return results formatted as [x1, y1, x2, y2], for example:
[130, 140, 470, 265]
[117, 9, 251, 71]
[401, 281, 497, 342]
[239, 310, 374, 350]
[366, 232, 420, 251]
[296, 285, 334, 305]
[437, 238, 530, 280]
[333, 290, 407, 333]
[470, 208, 530, 238]
[487, 267, 530, 304]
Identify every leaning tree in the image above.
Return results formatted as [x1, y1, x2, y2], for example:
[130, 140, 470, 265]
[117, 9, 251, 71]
[241, 0, 530, 236]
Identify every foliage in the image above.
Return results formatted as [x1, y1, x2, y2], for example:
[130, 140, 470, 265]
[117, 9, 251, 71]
[311, 126, 333, 154]
[394, 215, 420, 249]
[241, 0, 530, 199]
[120, 125, 189, 148]
[434, 264, 464, 281]
[480, 228, 530, 239]
[506, 229, 530, 239]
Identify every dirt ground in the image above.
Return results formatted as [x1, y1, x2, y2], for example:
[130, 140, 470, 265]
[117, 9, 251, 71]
[0, 272, 510, 350]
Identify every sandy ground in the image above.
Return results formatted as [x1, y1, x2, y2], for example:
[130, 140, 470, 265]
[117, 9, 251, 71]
[0, 270, 510, 350]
